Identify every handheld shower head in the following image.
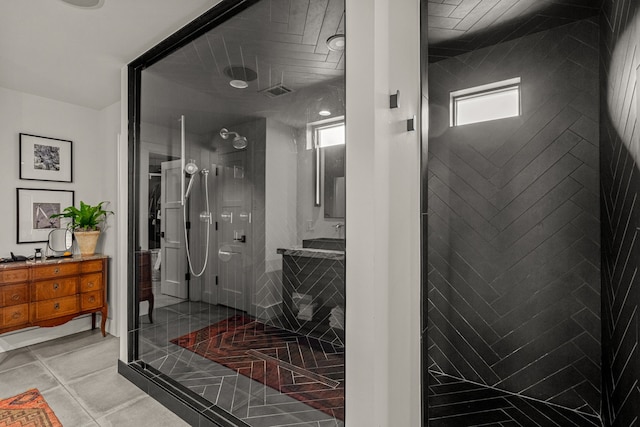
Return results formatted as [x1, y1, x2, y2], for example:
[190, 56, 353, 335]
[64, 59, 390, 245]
[185, 160, 199, 175]
[220, 128, 248, 149]
[183, 160, 199, 200]
[184, 175, 196, 199]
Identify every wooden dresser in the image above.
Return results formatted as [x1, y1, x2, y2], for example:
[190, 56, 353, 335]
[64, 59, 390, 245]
[0, 255, 108, 336]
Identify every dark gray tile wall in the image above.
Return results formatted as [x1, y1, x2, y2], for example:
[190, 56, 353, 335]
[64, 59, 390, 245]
[599, 1, 640, 426]
[275, 253, 345, 347]
[427, 18, 601, 416]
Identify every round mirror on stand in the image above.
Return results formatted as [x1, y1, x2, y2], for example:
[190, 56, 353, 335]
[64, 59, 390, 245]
[47, 229, 73, 258]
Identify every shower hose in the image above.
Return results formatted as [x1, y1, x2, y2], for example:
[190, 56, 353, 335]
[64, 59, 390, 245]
[183, 170, 210, 277]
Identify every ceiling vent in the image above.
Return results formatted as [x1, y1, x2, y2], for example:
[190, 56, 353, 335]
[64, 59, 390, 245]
[260, 83, 293, 98]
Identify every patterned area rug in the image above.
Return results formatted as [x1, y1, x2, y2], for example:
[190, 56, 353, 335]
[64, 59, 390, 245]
[0, 389, 62, 427]
[171, 315, 345, 420]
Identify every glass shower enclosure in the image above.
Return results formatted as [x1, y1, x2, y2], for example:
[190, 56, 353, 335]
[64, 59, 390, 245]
[127, 1, 346, 426]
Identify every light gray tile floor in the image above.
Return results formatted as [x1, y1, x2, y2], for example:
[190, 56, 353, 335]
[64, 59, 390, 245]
[0, 329, 189, 427]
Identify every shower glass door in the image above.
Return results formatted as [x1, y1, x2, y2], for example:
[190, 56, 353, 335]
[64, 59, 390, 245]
[131, 1, 346, 425]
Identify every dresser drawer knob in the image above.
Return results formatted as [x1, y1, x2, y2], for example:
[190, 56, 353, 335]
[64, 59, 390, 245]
[88, 296, 96, 303]
[11, 294, 20, 301]
[87, 282, 94, 288]
[53, 283, 59, 290]
[54, 303, 60, 310]
[54, 268, 60, 274]
[12, 312, 21, 319]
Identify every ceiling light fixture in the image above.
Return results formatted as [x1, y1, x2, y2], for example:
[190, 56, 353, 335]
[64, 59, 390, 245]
[319, 110, 332, 117]
[224, 66, 257, 90]
[229, 80, 249, 89]
[59, 0, 104, 9]
[326, 34, 345, 51]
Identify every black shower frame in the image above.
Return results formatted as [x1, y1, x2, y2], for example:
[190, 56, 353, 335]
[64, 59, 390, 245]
[419, 1, 429, 426]
[120, 1, 260, 426]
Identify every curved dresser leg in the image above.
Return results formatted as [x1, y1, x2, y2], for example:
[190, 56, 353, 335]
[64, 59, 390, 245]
[100, 304, 108, 337]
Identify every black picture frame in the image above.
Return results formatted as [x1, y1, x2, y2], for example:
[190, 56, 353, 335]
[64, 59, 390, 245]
[19, 133, 73, 183]
[16, 188, 75, 243]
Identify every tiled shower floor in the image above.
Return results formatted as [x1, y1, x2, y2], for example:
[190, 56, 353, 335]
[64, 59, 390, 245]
[138, 301, 343, 427]
[428, 372, 602, 426]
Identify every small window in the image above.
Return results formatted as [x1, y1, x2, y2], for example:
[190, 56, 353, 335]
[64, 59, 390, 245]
[314, 121, 345, 148]
[450, 77, 521, 127]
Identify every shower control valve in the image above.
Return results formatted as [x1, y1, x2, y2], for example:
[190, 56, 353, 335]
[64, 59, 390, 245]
[199, 211, 212, 223]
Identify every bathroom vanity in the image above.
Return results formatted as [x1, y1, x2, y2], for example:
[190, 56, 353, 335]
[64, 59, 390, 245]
[277, 238, 345, 345]
[0, 255, 108, 336]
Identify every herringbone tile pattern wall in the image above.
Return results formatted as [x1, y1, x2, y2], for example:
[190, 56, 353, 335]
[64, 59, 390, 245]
[427, 0, 601, 62]
[427, 18, 601, 416]
[277, 254, 345, 347]
[600, 1, 640, 426]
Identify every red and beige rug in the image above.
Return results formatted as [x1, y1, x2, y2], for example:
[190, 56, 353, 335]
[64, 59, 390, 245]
[171, 315, 345, 420]
[0, 389, 62, 427]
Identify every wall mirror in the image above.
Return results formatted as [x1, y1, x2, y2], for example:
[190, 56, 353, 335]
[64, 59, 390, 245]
[323, 145, 345, 218]
[311, 117, 345, 218]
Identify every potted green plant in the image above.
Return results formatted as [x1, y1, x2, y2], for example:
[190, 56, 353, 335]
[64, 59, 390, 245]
[51, 201, 113, 256]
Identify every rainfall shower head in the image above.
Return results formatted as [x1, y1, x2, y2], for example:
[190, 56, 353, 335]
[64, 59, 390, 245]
[220, 128, 248, 150]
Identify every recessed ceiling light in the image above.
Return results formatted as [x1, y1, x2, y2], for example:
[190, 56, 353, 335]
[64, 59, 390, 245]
[59, 0, 104, 9]
[319, 110, 332, 116]
[326, 34, 345, 51]
[230, 80, 249, 89]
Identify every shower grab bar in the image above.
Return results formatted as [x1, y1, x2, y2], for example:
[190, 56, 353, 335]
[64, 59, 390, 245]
[218, 250, 241, 256]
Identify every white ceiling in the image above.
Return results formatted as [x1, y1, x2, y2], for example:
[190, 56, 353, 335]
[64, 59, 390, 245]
[0, 0, 600, 111]
[0, 0, 221, 110]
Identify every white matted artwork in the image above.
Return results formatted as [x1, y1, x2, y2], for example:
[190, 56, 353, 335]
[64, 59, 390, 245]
[17, 188, 74, 243]
[19, 133, 73, 182]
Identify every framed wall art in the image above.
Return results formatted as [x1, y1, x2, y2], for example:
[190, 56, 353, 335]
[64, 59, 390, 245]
[19, 133, 73, 182]
[17, 188, 74, 243]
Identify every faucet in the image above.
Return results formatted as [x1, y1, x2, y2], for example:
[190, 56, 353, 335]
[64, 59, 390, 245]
[334, 223, 344, 238]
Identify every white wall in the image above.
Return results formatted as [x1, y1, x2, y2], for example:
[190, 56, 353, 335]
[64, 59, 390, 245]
[0, 86, 119, 352]
[345, 0, 421, 426]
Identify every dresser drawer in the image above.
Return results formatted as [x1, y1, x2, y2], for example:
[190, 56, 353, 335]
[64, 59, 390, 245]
[80, 273, 102, 292]
[0, 283, 28, 307]
[81, 260, 104, 273]
[0, 268, 29, 284]
[31, 296, 79, 322]
[81, 290, 103, 311]
[32, 278, 78, 301]
[1, 304, 29, 328]
[32, 263, 80, 280]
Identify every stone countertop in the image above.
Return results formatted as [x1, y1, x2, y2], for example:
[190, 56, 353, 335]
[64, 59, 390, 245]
[0, 254, 109, 270]
[277, 247, 345, 261]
